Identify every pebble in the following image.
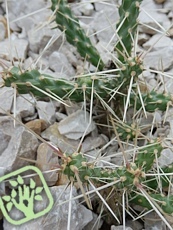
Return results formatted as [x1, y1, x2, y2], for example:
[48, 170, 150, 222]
[36, 143, 59, 186]
[25, 119, 48, 135]
[12, 94, 35, 118]
[0, 37, 28, 60]
[49, 51, 75, 76]
[0, 116, 38, 172]
[37, 101, 56, 124]
[58, 110, 96, 140]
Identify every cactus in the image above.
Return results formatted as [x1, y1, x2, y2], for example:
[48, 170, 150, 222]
[1, 0, 173, 226]
[51, 0, 104, 70]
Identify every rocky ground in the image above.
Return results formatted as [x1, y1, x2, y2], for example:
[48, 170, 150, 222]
[0, 0, 173, 229]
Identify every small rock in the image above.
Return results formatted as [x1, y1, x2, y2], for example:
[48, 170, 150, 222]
[91, 9, 119, 44]
[55, 112, 67, 121]
[41, 122, 79, 154]
[28, 26, 62, 54]
[49, 51, 75, 76]
[58, 110, 96, 140]
[0, 116, 38, 172]
[143, 33, 173, 50]
[0, 129, 11, 154]
[37, 101, 56, 124]
[0, 37, 28, 60]
[158, 148, 173, 167]
[82, 134, 108, 152]
[139, 1, 170, 34]
[143, 46, 173, 70]
[144, 211, 167, 230]
[25, 119, 48, 135]
[36, 143, 59, 186]
[83, 212, 103, 230]
[79, 0, 94, 16]
[0, 87, 14, 115]
[12, 94, 35, 118]
[155, 0, 166, 3]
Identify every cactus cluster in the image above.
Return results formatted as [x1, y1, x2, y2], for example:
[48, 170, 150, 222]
[1, 0, 173, 226]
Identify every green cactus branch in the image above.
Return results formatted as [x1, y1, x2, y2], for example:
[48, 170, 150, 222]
[51, 0, 104, 70]
[116, 0, 143, 62]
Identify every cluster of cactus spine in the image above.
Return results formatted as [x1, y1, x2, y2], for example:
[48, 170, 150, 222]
[1, 0, 173, 224]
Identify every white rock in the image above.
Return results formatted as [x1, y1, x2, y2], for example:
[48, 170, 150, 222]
[143, 33, 173, 50]
[37, 101, 56, 124]
[79, 0, 94, 16]
[58, 110, 96, 140]
[143, 46, 173, 70]
[158, 148, 173, 167]
[49, 51, 75, 76]
[91, 9, 119, 44]
[28, 26, 63, 55]
[0, 87, 14, 115]
[0, 37, 28, 60]
[94, 0, 118, 12]
[55, 112, 67, 121]
[12, 94, 35, 118]
[0, 116, 38, 171]
[139, 1, 170, 34]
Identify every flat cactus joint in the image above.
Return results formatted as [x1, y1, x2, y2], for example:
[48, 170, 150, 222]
[116, 0, 143, 62]
[133, 91, 173, 112]
[135, 140, 163, 172]
[51, 0, 104, 70]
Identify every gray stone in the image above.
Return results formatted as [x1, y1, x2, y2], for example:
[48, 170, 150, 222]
[0, 37, 28, 60]
[91, 9, 119, 44]
[28, 26, 62, 55]
[79, 0, 94, 16]
[0, 87, 14, 115]
[36, 143, 59, 186]
[144, 211, 167, 230]
[37, 101, 56, 124]
[158, 148, 173, 167]
[0, 116, 38, 172]
[49, 51, 75, 76]
[12, 94, 35, 118]
[55, 112, 67, 121]
[139, 0, 170, 34]
[143, 33, 173, 50]
[4, 186, 93, 230]
[58, 110, 96, 140]
[143, 46, 173, 70]
[41, 122, 79, 154]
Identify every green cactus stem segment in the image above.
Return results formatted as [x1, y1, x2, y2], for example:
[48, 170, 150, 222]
[130, 193, 173, 215]
[62, 152, 146, 188]
[135, 140, 163, 172]
[116, 0, 143, 62]
[135, 91, 173, 112]
[51, 0, 104, 70]
[2, 67, 118, 102]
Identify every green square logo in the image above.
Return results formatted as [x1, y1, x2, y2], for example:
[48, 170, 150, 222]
[0, 166, 54, 225]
